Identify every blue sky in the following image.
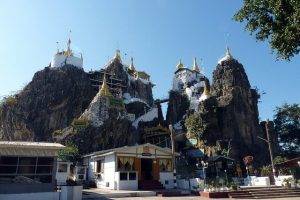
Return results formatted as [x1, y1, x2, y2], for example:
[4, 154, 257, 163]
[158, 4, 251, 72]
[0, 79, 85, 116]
[0, 0, 299, 120]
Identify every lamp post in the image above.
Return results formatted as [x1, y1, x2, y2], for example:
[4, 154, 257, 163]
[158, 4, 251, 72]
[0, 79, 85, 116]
[168, 125, 176, 188]
[201, 160, 209, 187]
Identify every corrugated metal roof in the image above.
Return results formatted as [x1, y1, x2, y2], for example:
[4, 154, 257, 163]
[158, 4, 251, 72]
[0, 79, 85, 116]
[0, 141, 65, 149]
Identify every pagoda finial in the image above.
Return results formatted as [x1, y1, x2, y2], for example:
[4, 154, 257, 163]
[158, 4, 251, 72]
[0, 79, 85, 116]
[192, 57, 200, 72]
[176, 59, 184, 69]
[99, 72, 113, 97]
[226, 46, 233, 59]
[65, 30, 72, 57]
[56, 42, 60, 53]
[114, 49, 122, 62]
[129, 57, 135, 71]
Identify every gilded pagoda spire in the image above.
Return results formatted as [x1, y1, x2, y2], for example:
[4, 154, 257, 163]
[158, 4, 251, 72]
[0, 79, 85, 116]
[176, 59, 184, 69]
[129, 57, 135, 71]
[64, 30, 73, 57]
[114, 49, 122, 62]
[99, 72, 113, 97]
[192, 57, 200, 72]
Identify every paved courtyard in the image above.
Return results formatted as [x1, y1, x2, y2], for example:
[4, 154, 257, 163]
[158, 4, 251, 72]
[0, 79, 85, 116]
[84, 196, 300, 200]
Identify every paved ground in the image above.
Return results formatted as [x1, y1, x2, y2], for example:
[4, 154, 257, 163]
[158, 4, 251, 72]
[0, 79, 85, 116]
[84, 196, 300, 200]
[83, 188, 300, 200]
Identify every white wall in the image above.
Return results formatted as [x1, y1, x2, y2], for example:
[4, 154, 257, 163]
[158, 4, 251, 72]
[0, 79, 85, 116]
[0, 192, 59, 200]
[51, 54, 83, 68]
[115, 172, 138, 190]
[56, 162, 71, 185]
[244, 176, 271, 187]
[159, 172, 175, 189]
[95, 154, 116, 190]
[275, 175, 294, 187]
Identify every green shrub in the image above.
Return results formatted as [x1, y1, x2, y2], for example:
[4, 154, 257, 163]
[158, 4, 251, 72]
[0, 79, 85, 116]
[58, 143, 80, 162]
[4, 96, 17, 107]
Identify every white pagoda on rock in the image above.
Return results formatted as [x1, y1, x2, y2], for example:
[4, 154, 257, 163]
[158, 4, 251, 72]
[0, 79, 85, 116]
[50, 36, 83, 69]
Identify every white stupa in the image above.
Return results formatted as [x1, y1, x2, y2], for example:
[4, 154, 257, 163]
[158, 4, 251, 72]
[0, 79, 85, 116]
[199, 80, 210, 102]
[218, 46, 234, 64]
[50, 36, 83, 69]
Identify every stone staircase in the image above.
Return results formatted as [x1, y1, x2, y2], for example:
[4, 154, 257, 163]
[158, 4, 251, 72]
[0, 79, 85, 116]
[229, 186, 300, 199]
[138, 180, 164, 190]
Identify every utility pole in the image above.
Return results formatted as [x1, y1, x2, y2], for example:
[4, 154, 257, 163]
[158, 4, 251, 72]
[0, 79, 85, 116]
[258, 119, 276, 179]
[168, 124, 177, 188]
[168, 125, 176, 172]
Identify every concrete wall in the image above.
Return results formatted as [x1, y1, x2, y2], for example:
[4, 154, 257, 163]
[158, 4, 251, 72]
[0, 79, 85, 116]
[177, 178, 204, 191]
[0, 183, 54, 194]
[159, 172, 174, 189]
[0, 192, 59, 200]
[60, 186, 82, 200]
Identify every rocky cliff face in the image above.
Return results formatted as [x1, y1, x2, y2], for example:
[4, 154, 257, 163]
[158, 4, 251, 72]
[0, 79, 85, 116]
[166, 90, 190, 125]
[211, 58, 265, 163]
[0, 65, 95, 141]
[55, 96, 137, 155]
[105, 59, 154, 107]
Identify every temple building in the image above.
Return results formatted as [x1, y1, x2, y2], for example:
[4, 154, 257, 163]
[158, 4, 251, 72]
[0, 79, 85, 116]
[50, 36, 83, 69]
[172, 58, 208, 110]
[83, 143, 178, 190]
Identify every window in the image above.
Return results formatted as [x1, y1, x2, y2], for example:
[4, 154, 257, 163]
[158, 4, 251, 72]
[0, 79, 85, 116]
[58, 163, 68, 173]
[120, 172, 127, 180]
[129, 172, 136, 180]
[77, 167, 85, 175]
[0, 156, 18, 165]
[117, 157, 135, 171]
[96, 160, 104, 173]
[159, 159, 172, 172]
[0, 156, 54, 183]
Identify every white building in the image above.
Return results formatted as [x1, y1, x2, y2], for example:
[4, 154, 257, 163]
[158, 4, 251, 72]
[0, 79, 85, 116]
[50, 37, 83, 69]
[172, 58, 206, 110]
[83, 143, 179, 190]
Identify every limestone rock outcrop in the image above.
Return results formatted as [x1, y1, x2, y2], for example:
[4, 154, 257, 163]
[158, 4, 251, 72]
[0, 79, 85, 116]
[0, 65, 95, 141]
[210, 58, 265, 163]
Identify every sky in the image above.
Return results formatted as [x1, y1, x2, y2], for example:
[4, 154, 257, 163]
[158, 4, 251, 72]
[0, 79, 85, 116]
[0, 0, 299, 120]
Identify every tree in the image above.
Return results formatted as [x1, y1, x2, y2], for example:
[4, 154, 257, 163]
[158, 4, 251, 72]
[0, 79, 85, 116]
[234, 0, 300, 60]
[273, 103, 300, 156]
[58, 142, 80, 163]
[185, 112, 206, 139]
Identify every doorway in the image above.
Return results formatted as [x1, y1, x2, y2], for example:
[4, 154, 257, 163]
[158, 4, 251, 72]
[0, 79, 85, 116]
[141, 158, 153, 180]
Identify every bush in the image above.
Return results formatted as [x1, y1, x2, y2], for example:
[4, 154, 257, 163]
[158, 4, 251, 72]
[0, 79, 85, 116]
[4, 96, 17, 107]
[260, 165, 272, 177]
